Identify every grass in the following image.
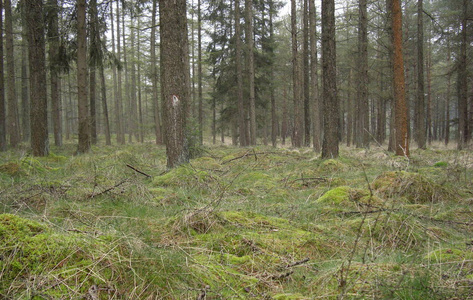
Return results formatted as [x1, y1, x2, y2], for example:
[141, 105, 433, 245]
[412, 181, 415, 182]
[0, 141, 472, 299]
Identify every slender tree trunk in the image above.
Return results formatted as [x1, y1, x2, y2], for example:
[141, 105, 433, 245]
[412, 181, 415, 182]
[235, 0, 247, 146]
[392, 0, 409, 156]
[445, 41, 451, 146]
[100, 64, 111, 145]
[355, 0, 369, 148]
[270, 0, 277, 148]
[291, 0, 302, 147]
[151, 0, 162, 144]
[130, 19, 138, 142]
[136, 19, 144, 143]
[303, 0, 310, 147]
[116, 1, 125, 144]
[21, 7, 30, 143]
[282, 85, 288, 145]
[25, 0, 49, 156]
[309, 0, 320, 151]
[245, 0, 256, 145]
[415, 0, 426, 149]
[321, 0, 339, 158]
[198, 0, 203, 145]
[426, 42, 432, 144]
[457, 0, 468, 149]
[159, 0, 190, 168]
[77, 0, 90, 153]
[89, 0, 98, 145]
[5, 0, 20, 147]
[0, 0, 5, 151]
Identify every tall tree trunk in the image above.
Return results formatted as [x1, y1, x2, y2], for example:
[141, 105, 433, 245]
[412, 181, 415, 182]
[235, 0, 247, 146]
[245, 0, 256, 145]
[116, 1, 125, 144]
[159, 0, 190, 168]
[445, 41, 451, 146]
[130, 19, 138, 142]
[282, 85, 288, 145]
[21, 6, 30, 143]
[89, 0, 99, 145]
[309, 0, 321, 151]
[321, 0, 339, 158]
[0, 0, 5, 151]
[136, 18, 144, 143]
[5, 0, 20, 147]
[198, 0, 203, 145]
[291, 0, 302, 147]
[151, 0, 162, 144]
[48, 0, 62, 147]
[355, 0, 369, 148]
[426, 41, 432, 144]
[270, 0, 277, 148]
[392, 0, 409, 156]
[415, 0, 426, 149]
[303, 0, 310, 147]
[77, 0, 90, 153]
[25, 0, 49, 156]
[457, 0, 468, 150]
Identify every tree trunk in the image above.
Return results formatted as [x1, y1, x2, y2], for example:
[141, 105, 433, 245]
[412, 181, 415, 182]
[309, 0, 321, 152]
[159, 0, 190, 168]
[291, 0, 302, 147]
[100, 63, 111, 145]
[48, 0, 62, 147]
[303, 0, 310, 147]
[392, 0, 409, 156]
[21, 10, 30, 143]
[0, 0, 5, 151]
[457, 0, 468, 150]
[245, 0, 256, 145]
[130, 19, 138, 142]
[5, 0, 20, 147]
[355, 0, 369, 149]
[25, 0, 49, 156]
[116, 1, 125, 144]
[235, 0, 247, 146]
[321, 0, 339, 158]
[151, 0, 162, 145]
[198, 0, 203, 145]
[415, 0, 426, 149]
[270, 0, 277, 148]
[445, 41, 451, 146]
[77, 0, 90, 153]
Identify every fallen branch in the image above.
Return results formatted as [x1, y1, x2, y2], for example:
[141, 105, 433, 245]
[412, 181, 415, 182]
[88, 179, 128, 199]
[126, 164, 152, 178]
[286, 257, 310, 268]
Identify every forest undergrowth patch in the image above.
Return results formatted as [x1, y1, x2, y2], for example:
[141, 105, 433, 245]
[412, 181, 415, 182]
[1, 143, 472, 299]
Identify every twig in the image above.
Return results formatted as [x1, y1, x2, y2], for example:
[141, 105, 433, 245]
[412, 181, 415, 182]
[286, 258, 310, 268]
[126, 164, 152, 178]
[270, 271, 294, 280]
[88, 179, 128, 198]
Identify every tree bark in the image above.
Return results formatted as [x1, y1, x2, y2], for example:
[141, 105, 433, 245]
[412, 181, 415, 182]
[116, 1, 125, 144]
[415, 0, 426, 149]
[198, 0, 203, 145]
[321, 0, 339, 158]
[291, 0, 302, 147]
[0, 0, 5, 151]
[25, 0, 49, 156]
[159, 0, 191, 168]
[235, 0, 248, 146]
[457, 0, 468, 150]
[21, 11, 30, 143]
[151, 0, 162, 144]
[309, 0, 321, 151]
[245, 0, 256, 145]
[392, 0, 409, 156]
[77, 0, 90, 153]
[5, 0, 21, 147]
[355, 0, 369, 148]
[303, 0, 310, 147]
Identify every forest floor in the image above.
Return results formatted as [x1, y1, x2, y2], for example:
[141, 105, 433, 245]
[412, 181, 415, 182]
[0, 141, 472, 299]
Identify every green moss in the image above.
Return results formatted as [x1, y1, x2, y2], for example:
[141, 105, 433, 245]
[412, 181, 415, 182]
[424, 248, 473, 262]
[433, 161, 448, 168]
[316, 186, 351, 204]
[192, 156, 222, 169]
[318, 159, 348, 173]
[153, 164, 210, 187]
[273, 293, 306, 299]
[0, 162, 23, 176]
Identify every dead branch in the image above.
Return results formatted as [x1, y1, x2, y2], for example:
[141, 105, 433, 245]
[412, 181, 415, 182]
[88, 179, 128, 199]
[126, 164, 151, 178]
[286, 258, 310, 268]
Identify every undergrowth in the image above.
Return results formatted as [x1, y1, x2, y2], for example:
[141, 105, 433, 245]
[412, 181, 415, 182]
[0, 142, 472, 299]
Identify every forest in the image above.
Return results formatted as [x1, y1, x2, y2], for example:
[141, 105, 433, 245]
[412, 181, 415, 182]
[0, 0, 472, 299]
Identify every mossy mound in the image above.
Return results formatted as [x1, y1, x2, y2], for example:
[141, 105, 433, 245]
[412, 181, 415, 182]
[424, 247, 473, 263]
[0, 214, 126, 298]
[316, 186, 383, 208]
[191, 156, 222, 169]
[318, 159, 349, 173]
[153, 164, 210, 187]
[0, 162, 22, 176]
[372, 171, 455, 203]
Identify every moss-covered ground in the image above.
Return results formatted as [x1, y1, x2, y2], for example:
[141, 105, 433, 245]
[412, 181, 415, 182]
[1, 142, 472, 299]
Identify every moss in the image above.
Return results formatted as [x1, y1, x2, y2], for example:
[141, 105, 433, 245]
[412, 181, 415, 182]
[318, 159, 348, 173]
[237, 171, 276, 190]
[273, 293, 307, 299]
[424, 248, 473, 263]
[0, 162, 23, 176]
[372, 171, 455, 203]
[433, 161, 448, 168]
[192, 156, 222, 169]
[153, 164, 210, 187]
